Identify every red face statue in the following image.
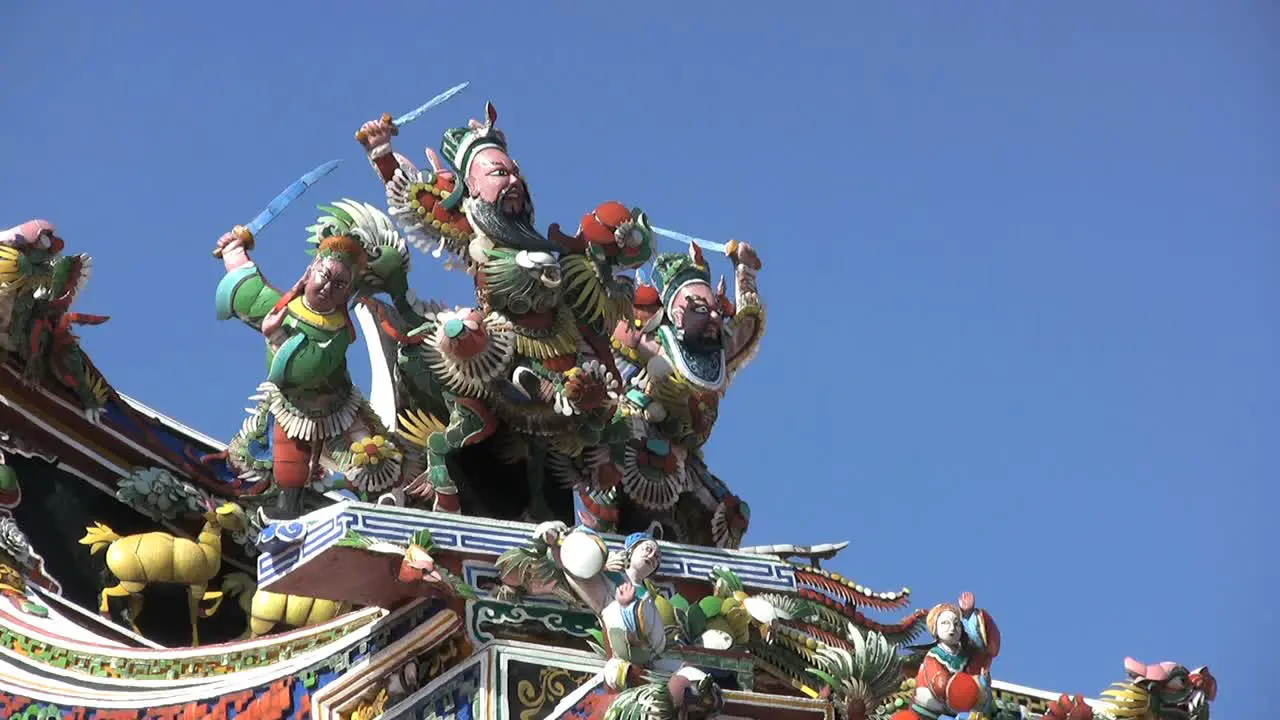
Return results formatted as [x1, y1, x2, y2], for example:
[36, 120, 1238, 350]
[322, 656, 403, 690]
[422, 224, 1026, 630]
[462, 146, 554, 253]
[303, 257, 354, 314]
[669, 281, 724, 353]
[466, 147, 527, 215]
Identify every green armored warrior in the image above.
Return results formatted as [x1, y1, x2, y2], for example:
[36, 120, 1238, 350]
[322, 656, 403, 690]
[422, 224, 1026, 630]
[212, 201, 414, 521]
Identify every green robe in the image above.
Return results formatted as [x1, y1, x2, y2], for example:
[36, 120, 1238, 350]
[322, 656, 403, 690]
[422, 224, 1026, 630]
[216, 264, 404, 494]
[215, 263, 352, 394]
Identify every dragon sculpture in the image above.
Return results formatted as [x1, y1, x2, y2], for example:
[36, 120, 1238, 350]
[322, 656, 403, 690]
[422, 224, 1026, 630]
[0, 220, 111, 420]
[1039, 658, 1216, 720]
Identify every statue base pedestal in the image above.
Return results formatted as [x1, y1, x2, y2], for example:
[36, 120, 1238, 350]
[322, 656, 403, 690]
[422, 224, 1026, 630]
[256, 501, 804, 608]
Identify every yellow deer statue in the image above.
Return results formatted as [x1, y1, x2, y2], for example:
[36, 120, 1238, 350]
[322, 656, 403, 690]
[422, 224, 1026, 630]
[79, 501, 246, 645]
[220, 571, 352, 639]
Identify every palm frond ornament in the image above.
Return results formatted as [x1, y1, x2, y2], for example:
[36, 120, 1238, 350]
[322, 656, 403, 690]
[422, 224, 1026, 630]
[807, 628, 907, 720]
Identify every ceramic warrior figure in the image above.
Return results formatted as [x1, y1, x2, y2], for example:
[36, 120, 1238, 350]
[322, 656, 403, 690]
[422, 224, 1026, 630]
[585, 241, 762, 546]
[895, 591, 1001, 720]
[357, 103, 648, 364]
[213, 209, 408, 521]
[0, 220, 111, 419]
[355, 105, 656, 516]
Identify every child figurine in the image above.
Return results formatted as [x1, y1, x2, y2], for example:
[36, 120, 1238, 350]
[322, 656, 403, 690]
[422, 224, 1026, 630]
[895, 591, 1001, 720]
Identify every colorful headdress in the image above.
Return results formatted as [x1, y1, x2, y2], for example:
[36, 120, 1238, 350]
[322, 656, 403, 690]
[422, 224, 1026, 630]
[925, 602, 963, 638]
[314, 235, 368, 270]
[268, 232, 366, 344]
[306, 200, 411, 293]
[440, 102, 508, 210]
[650, 243, 712, 308]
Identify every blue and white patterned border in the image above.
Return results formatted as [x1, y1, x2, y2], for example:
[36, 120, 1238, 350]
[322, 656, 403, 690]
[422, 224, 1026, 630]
[258, 502, 796, 592]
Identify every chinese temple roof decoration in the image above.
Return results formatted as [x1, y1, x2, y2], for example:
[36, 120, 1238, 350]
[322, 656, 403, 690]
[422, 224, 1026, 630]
[0, 93, 1217, 719]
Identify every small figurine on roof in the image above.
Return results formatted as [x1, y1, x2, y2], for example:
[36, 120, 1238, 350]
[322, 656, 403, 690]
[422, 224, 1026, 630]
[0, 220, 111, 420]
[1103, 657, 1216, 720]
[497, 523, 722, 701]
[598, 531, 669, 680]
[894, 591, 1001, 720]
[0, 514, 53, 616]
[214, 206, 408, 521]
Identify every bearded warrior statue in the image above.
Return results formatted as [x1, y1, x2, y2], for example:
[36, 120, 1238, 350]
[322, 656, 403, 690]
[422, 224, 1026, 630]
[563, 241, 764, 547]
[353, 104, 655, 517]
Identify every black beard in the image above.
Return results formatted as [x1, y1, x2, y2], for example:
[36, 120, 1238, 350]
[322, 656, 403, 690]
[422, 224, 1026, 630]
[468, 188, 557, 253]
[676, 325, 724, 355]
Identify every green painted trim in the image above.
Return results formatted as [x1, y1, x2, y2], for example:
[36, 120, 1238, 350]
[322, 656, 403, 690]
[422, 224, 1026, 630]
[214, 264, 260, 321]
[266, 333, 306, 385]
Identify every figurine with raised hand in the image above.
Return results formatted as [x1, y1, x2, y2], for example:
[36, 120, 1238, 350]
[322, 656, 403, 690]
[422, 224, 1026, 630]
[354, 103, 660, 518]
[214, 224, 404, 521]
[497, 523, 710, 689]
[594, 239, 764, 546]
[894, 591, 1001, 720]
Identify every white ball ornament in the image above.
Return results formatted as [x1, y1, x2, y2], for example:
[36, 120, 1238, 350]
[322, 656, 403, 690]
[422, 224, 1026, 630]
[559, 529, 608, 579]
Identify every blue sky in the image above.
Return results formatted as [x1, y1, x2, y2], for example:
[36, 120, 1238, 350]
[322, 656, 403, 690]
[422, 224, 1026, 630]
[4, 2, 1273, 714]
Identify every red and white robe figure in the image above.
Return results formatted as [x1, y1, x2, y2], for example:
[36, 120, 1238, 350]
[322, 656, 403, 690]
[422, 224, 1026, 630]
[895, 591, 1001, 720]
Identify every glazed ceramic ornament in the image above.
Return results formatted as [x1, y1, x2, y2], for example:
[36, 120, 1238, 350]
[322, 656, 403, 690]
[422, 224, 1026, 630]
[78, 502, 246, 646]
[601, 588, 667, 657]
[699, 627, 734, 650]
[943, 673, 984, 712]
[558, 528, 608, 579]
[435, 308, 488, 360]
[397, 543, 444, 584]
[579, 201, 654, 270]
[964, 606, 1002, 657]
[743, 595, 779, 624]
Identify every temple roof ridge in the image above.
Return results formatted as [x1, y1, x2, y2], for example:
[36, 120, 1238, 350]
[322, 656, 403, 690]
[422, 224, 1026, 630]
[114, 391, 227, 451]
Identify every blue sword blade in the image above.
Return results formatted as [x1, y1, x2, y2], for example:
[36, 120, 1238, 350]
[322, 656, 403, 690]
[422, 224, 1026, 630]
[651, 226, 729, 253]
[394, 81, 470, 128]
[244, 159, 342, 237]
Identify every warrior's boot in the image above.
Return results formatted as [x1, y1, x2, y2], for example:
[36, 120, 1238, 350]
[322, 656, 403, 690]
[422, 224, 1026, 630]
[262, 425, 312, 522]
[434, 489, 461, 513]
[276, 487, 305, 520]
[258, 487, 306, 524]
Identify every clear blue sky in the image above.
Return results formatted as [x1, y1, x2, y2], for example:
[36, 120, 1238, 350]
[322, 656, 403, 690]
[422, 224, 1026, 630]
[4, 2, 1273, 714]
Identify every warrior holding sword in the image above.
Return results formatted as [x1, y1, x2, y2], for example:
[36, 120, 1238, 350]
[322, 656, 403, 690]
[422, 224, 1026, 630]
[211, 179, 409, 521]
[351, 96, 660, 515]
